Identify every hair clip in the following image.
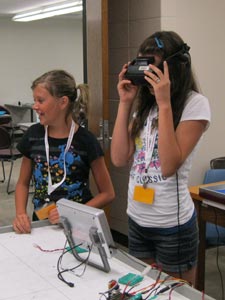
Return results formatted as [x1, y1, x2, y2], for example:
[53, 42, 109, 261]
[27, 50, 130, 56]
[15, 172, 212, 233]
[182, 43, 190, 52]
[154, 37, 164, 48]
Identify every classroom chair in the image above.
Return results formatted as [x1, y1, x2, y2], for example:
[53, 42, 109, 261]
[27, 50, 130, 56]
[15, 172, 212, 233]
[203, 168, 225, 247]
[210, 157, 225, 169]
[0, 126, 23, 194]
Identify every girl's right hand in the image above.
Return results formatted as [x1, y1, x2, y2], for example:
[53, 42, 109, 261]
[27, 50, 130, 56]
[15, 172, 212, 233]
[13, 213, 31, 234]
[48, 207, 60, 224]
[117, 63, 138, 104]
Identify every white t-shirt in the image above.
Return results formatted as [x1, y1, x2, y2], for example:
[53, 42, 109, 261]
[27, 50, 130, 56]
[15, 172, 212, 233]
[127, 91, 211, 228]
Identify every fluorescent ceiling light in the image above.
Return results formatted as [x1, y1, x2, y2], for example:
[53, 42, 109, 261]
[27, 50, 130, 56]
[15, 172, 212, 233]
[12, 1, 82, 22]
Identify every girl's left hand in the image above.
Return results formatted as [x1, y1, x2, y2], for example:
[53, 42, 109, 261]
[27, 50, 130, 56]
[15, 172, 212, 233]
[144, 61, 171, 108]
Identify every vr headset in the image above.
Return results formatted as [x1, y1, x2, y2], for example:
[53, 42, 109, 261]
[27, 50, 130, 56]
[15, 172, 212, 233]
[125, 44, 190, 86]
[125, 56, 155, 86]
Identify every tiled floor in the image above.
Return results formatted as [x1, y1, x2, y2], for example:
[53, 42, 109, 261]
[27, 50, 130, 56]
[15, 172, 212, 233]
[0, 159, 225, 300]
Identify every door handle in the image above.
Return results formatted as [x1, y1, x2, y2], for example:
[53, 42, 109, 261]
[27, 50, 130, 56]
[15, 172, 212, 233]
[97, 119, 111, 150]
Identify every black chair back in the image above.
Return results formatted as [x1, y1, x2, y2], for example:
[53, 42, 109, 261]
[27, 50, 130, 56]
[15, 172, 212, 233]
[210, 157, 225, 169]
[0, 126, 11, 149]
[0, 105, 12, 126]
[0, 125, 23, 193]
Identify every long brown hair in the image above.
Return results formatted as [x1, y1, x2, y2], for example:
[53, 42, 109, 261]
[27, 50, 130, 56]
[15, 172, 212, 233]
[131, 31, 199, 138]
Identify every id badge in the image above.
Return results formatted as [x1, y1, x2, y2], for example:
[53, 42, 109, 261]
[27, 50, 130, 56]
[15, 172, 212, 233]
[133, 185, 154, 204]
[35, 201, 56, 220]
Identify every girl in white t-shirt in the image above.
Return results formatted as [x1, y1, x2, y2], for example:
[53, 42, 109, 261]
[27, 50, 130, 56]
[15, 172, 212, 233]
[111, 31, 211, 286]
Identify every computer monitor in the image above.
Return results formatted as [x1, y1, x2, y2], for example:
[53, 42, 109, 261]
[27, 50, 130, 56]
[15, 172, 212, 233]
[57, 198, 116, 272]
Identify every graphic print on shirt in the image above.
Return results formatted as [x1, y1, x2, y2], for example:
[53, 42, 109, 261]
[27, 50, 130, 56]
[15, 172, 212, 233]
[131, 131, 160, 178]
[33, 144, 84, 208]
[129, 114, 168, 187]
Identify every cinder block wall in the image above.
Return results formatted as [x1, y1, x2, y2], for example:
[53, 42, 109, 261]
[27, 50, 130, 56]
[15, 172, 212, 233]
[108, 0, 162, 235]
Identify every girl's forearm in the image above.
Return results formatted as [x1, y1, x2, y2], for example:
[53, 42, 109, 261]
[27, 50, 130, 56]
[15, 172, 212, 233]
[158, 106, 181, 176]
[15, 183, 30, 215]
[86, 191, 115, 209]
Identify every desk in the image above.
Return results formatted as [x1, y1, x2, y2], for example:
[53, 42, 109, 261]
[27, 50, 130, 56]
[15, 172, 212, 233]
[0, 222, 214, 300]
[189, 181, 225, 291]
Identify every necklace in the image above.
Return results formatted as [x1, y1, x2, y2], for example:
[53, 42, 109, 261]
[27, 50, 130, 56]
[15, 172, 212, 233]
[44, 120, 75, 196]
[143, 106, 158, 187]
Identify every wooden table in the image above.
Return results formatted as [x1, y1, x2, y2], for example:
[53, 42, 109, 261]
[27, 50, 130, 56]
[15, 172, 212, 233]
[189, 181, 225, 291]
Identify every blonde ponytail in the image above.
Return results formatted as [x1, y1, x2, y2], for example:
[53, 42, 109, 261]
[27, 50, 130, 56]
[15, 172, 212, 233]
[72, 83, 89, 126]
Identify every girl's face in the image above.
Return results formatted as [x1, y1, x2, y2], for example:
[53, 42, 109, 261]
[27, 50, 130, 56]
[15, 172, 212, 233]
[32, 84, 63, 126]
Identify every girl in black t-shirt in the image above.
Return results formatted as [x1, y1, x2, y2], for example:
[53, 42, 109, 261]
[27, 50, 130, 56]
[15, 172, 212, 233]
[13, 70, 115, 233]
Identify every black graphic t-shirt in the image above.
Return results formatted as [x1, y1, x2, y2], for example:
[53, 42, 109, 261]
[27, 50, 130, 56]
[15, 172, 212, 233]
[17, 123, 104, 209]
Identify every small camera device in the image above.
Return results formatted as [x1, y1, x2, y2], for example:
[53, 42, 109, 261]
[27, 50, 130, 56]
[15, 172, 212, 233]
[125, 56, 155, 86]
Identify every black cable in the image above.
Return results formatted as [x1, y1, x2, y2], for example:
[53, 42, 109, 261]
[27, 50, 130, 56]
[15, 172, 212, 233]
[98, 293, 108, 300]
[151, 275, 172, 296]
[156, 282, 181, 295]
[58, 244, 92, 284]
[57, 240, 74, 287]
[72, 244, 93, 277]
[142, 269, 163, 300]
[142, 286, 159, 299]
[57, 240, 90, 287]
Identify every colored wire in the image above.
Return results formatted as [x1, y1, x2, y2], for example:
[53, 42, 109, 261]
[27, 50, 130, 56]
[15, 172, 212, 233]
[135, 277, 188, 299]
[57, 240, 91, 287]
[168, 282, 185, 300]
[141, 268, 163, 300]
[120, 264, 163, 299]
[33, 243, 64, 252]
[99, 280, 120, 300]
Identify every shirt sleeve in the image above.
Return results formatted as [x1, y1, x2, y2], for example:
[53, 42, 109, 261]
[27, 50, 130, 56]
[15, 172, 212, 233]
[180, 91, 211, 130]
[86, 130, 104, 164]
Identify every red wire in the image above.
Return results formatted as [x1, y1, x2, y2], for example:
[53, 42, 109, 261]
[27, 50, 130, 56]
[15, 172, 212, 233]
[33, 243, 64, 252]
[168, 282, 185, 300]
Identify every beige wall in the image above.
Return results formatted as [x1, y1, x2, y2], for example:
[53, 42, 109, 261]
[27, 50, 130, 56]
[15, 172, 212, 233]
[163, 0, 225, 186]
[108, 0, 225, 235]
[109, 0, 162, 235]
[0, 17, 83, 110]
